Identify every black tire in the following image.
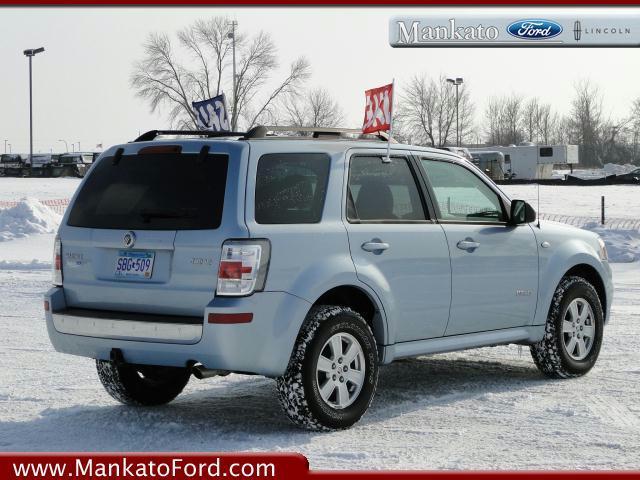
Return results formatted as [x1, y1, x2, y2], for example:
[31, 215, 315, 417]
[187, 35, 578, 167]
[277, 305, 379, 431]
[96, 360, 191, 406]
[530, 276, 604, 379]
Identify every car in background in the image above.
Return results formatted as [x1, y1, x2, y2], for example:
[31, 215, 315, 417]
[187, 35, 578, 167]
[615, 167, 640, 183]
[57, 152, 96, 177]
[25, 154, 62, 177]
[0, 154, 26, 176]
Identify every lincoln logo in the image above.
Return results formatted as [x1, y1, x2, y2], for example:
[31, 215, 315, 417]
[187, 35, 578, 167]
[123, 231, 136, 248]
[574, 20, 582, 41]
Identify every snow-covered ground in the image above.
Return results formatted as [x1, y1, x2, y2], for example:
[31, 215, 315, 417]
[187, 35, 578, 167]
[0, 178, 81, 202]
[500, 184, 640, 220]
[0, 177, 639, 469]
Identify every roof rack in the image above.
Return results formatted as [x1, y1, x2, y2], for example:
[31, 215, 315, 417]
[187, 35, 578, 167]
[134, 126, 397, 143]
[134, 130, 246, 142]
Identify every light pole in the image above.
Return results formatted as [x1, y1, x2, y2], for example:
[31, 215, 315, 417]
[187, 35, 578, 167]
[446, 77, 464, 147]
[23, 47, 45, 165]
[76, 141, 81, 152]
[3, 140, 6, 154]
[8, 144, 11, 154]
[227, 20, 238, 130]
[58, 139, 68, 152]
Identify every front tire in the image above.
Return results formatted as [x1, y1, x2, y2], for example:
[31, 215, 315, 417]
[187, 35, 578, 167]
[96, 360, 191, 406]
[530, 276, 604, 379]
[277, 305, 379, 431]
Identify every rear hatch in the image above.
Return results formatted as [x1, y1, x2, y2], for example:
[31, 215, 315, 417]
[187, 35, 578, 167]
[60, 143, 248, 316]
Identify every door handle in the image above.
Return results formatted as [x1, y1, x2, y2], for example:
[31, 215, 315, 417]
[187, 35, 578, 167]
[361, 241, 390, 252]
[457, 239, 480, 251]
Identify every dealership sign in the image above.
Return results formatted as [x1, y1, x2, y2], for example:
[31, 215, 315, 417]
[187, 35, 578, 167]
[390, 11, 640, 47]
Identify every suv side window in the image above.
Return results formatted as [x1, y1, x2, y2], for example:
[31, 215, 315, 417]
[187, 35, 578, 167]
[347, 156, 427, 222]
[255, 153, 330, 224]
[420, 158, 505, 223]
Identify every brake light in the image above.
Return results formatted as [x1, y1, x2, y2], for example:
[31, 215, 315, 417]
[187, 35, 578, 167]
[53, 235, 63, 286]
[216, 240, 270, 296]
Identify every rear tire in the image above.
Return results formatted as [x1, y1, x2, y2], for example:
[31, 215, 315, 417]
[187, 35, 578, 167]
[96, 360, 191, 406]
[530, 276, 604, 379]
[277, 305, 379, 431]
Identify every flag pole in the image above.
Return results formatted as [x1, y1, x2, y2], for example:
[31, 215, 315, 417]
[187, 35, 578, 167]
[384, 78, 395, 163]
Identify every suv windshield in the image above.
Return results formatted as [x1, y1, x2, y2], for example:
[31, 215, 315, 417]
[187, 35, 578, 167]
[67, 152, 229, 230]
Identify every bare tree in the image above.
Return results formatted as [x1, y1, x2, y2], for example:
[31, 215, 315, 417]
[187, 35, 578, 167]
[628, 98, 640, 164]
[131, 17, 310, 130]
[455, 86, 476, 145]
[484, 93, 525, 145]
[523, 97, 540, 142]
[280, 87, 344, 129]
[397, 74, 458, 148]
[568, 80, 605, 167]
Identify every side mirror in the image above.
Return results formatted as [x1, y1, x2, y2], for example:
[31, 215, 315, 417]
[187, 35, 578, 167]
[509, 199, 536, 225]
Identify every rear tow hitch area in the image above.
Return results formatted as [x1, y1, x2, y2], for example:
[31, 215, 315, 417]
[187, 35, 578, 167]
[191, 365, 231, 379]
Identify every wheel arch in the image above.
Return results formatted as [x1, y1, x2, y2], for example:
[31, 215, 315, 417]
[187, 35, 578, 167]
[563, 263, 607, 315]
[311, 284, 388, 347]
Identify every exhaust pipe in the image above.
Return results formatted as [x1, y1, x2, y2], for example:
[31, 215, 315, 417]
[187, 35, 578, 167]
[192, 365, 231, 380]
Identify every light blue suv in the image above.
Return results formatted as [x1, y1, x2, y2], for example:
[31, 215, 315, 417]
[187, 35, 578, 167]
[45, 128, 613, 430]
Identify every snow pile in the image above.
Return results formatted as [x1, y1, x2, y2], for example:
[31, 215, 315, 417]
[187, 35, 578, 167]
[582, 222, 640, 263]
[0, 198, 61, 242]
[555, 163, 639, 180]
[602, 163, 638, 175]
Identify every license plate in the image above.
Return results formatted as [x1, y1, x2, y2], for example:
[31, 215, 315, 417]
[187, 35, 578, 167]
[114, 250, 155, 279]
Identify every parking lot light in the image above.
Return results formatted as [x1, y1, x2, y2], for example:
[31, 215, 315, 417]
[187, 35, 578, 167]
[447, 77, 464, 147]
[23, 47, 45, 166]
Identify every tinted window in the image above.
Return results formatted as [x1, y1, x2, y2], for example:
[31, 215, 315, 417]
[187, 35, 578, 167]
[255, 153, 330, 224]
[420, 159, 504, 223]
[348, 156, 426, 222]
[540, 147, 553, 157]
[67, 153, 228, 230]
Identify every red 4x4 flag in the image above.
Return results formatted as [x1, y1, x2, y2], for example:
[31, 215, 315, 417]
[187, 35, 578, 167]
[362, 83, 393, 134]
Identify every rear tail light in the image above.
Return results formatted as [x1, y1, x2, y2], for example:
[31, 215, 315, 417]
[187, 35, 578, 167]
[216, 239, 270, 296]
[53, 235, 63, 286]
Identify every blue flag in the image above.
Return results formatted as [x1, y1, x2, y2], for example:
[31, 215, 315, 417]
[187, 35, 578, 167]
[192, 93, 230, 132]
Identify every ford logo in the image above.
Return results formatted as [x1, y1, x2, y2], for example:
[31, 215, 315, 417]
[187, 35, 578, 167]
[507, 19, 563, 40]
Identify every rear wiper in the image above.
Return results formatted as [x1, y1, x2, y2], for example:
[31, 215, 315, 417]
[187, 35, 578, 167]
[139, 208, 197, 222]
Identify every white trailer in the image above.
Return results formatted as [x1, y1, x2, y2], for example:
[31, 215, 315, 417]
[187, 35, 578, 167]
[468, 145, 579, 180]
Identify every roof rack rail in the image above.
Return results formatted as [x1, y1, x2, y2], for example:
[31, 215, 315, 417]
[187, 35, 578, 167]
[243, 125, 398, 143]
[134, 130, 246, 142]
[133, 127, 398, 143]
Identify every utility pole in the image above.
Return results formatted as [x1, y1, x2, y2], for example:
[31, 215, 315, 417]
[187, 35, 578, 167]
[23, 47, 45, 166]
[227, 20, 238, 131]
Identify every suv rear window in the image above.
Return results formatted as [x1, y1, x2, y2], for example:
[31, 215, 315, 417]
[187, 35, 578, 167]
[67, 153, 229, 230]
[255, 153, 330, 224]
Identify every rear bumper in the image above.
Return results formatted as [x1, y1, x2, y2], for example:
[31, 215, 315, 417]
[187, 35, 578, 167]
[45, 287, 312, 377]
[52, 308, 203, 344]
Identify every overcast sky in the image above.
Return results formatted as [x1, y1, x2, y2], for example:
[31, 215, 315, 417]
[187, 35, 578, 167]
[1, 7, 639, 153]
